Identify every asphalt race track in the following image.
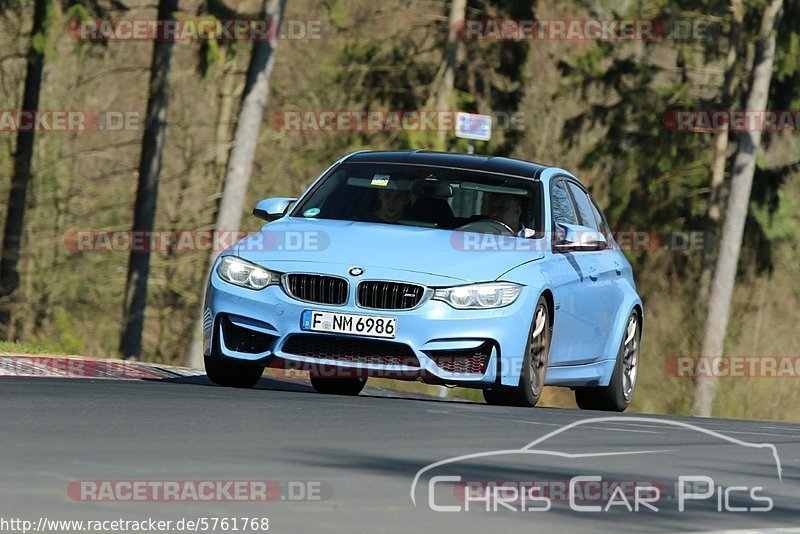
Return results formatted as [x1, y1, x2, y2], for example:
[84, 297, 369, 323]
[1, 375, 799, 533]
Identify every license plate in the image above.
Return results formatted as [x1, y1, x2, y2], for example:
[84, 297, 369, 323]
[301, 310, 397, 339]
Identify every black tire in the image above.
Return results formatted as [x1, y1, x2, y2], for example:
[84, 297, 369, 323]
[483, 295, 552, 407]
[204, 355, 264, 388]
[310, 373, 367, 396]
[574, 311, 641, 412]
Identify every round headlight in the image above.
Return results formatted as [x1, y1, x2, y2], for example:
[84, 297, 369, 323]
[248, 268, 271, 289]
[218, 257, 277, 290]
[450, 287, 474, 307]
[227, 261, 249, 283]
[476, 286, 503, 307]
[434, 282, 523, 309]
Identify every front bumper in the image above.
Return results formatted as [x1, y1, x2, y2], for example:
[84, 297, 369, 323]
[204, 262, 535, 387]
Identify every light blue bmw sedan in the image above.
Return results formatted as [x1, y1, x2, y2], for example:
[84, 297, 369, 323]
[202, 150, 643, 411]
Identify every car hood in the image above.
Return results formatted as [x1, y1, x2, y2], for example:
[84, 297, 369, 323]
[234, 218, 544, 284]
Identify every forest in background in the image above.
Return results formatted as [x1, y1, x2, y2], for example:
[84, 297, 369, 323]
[1, 0, 798, 420]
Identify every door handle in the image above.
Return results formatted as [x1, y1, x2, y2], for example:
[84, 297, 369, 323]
[589, 266, 599, 281]
[614, 261, 622, 275]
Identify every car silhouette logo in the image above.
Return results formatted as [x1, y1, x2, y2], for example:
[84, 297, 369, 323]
[349, 267, 364, 276]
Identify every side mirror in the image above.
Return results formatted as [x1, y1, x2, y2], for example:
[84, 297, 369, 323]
[555, 223, 607, 252]
[253, 197, 297, 221]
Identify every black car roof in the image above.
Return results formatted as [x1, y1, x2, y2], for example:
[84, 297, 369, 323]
[344, 150, 549, 179]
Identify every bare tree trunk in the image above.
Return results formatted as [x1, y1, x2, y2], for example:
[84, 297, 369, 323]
[186, 0, 288, 368]
[118, 0, 179, 360]
[213, 63, 238, 188]
[214, 0, 287, 237]
[0, 0, 48, 340]
[699, 0, 742, 302]
[433, 0, 466, 151]
[184, 62, 238, 369]
[692, 0, 783, 417]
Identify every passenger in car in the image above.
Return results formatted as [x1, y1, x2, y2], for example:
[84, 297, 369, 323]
[486, 193, 535, 238]
[368, 188, 412, 224]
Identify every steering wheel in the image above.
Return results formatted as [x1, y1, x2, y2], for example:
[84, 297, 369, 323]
[455, 219, 515, 236]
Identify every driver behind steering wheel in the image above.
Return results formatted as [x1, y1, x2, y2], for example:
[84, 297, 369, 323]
[486, 193, 535, 238]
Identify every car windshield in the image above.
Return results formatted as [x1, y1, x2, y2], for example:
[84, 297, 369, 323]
[292, 162, 541, 235]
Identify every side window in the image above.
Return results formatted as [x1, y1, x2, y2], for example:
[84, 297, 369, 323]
[551, 180, 578, 225]
[588, 195, 611, 236]
[566, 182, 599, 230]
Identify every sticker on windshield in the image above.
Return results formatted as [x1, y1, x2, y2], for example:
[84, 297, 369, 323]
[303, 207, 321, 218]
[371, 174, 390, 187]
